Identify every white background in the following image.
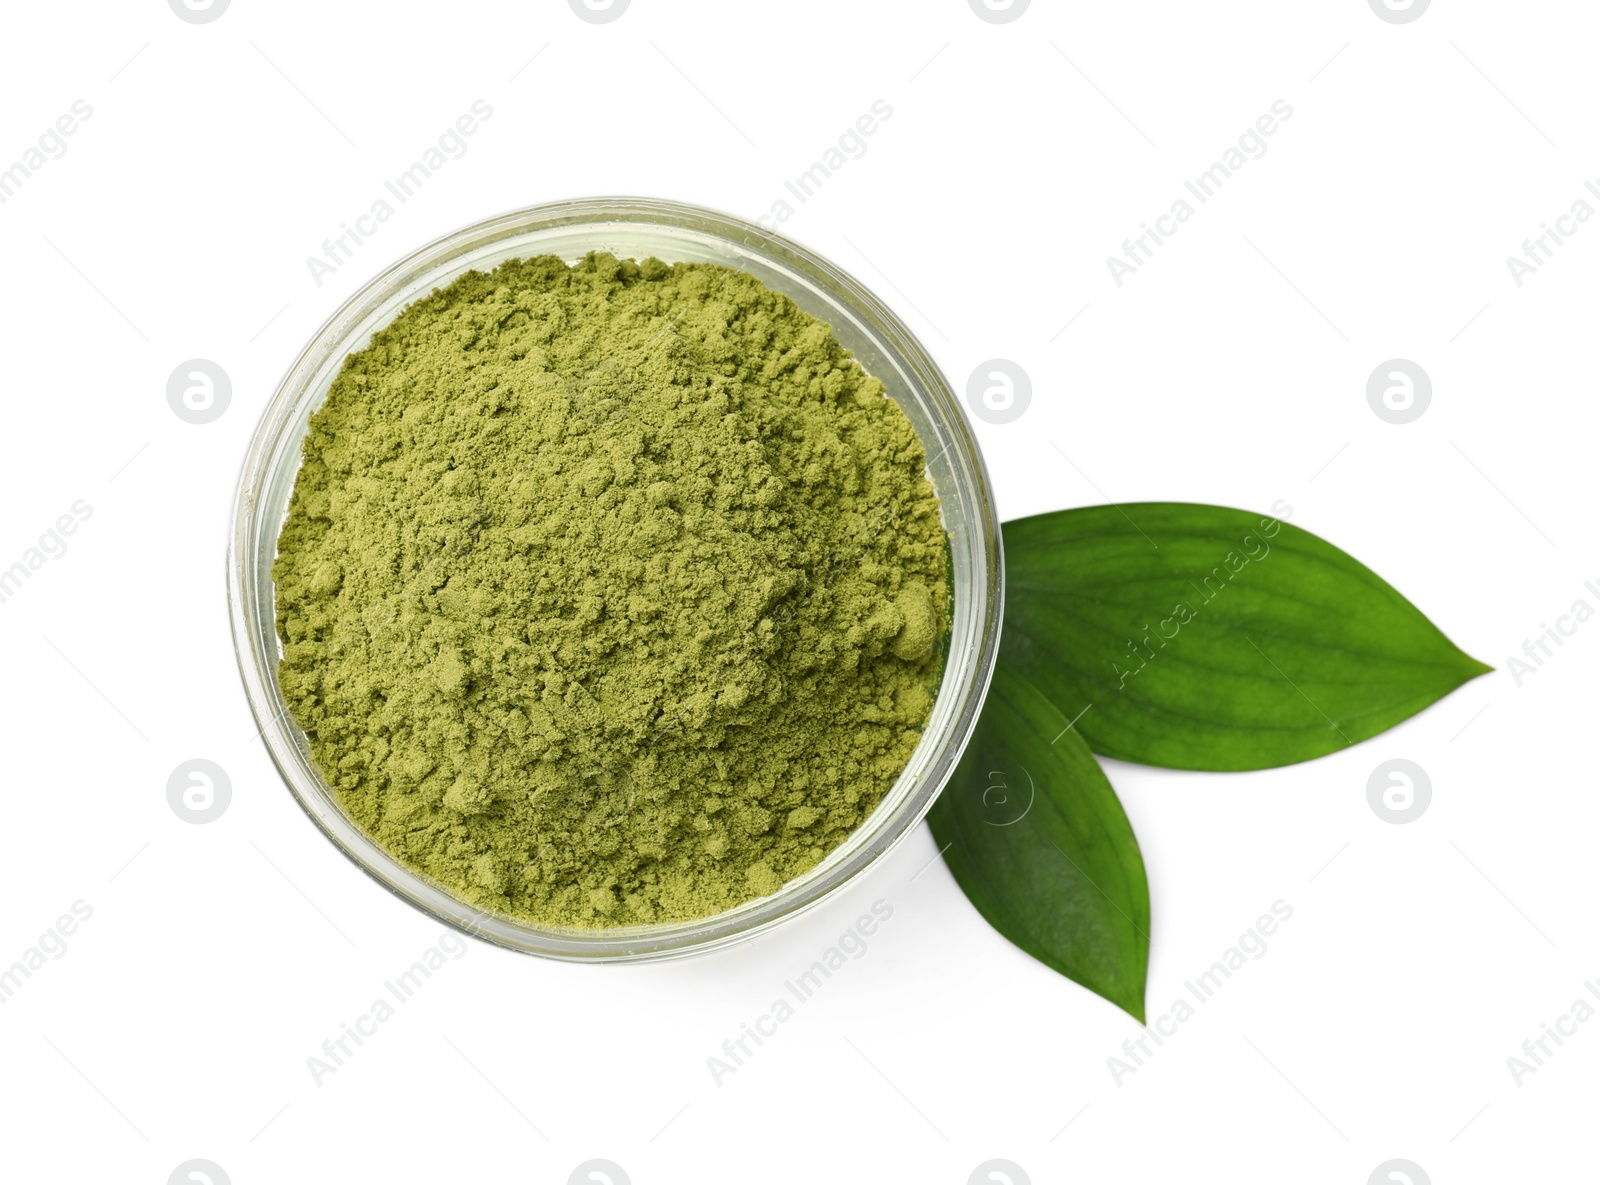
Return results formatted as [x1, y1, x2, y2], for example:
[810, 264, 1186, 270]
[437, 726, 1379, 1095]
[1, 1, 1594, 1181]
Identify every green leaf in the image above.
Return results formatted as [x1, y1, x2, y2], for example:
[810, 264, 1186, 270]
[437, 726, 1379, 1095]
[1002, 503, 1492, 771]
[928, 659, 1149, 1021]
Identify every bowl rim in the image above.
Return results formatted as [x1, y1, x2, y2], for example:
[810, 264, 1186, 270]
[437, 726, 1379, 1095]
[227, 195, 1004, 962]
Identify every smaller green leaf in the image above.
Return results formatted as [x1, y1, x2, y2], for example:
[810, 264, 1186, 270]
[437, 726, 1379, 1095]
[928, 659, 1149, 1021]
[1002, 503, 1493, 771]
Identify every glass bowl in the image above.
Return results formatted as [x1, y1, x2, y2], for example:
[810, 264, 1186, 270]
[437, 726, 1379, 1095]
[228, 197, 1003, 962]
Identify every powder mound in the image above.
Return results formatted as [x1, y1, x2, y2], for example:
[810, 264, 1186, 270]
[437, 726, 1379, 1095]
[273, 252, 948, 927]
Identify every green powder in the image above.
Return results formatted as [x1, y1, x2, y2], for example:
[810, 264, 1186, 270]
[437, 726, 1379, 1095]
[273, 252, 948, 927]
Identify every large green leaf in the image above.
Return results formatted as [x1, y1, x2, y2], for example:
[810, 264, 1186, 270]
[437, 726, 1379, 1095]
[1002, 503, 1491, 771]
[928, 659, 1149, 1020]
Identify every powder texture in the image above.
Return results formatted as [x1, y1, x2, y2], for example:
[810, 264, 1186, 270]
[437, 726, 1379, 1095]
[273, 252, 947, 927]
